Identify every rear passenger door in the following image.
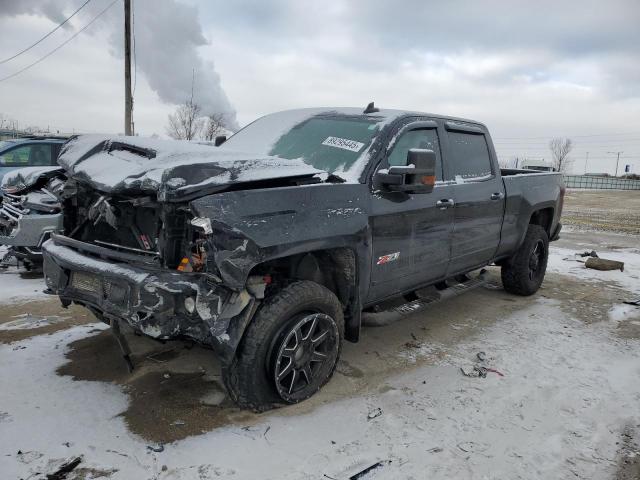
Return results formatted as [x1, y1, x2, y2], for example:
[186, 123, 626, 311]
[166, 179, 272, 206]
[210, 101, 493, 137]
[444, 123, 505, 276]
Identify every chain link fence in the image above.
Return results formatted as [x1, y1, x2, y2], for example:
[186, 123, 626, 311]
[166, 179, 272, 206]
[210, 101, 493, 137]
[563, 175, 640, 190]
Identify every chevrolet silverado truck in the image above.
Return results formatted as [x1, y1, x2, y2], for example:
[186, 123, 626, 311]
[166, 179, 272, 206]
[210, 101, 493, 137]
[1, 166, 66, 268]
[42, 106, 564, 410]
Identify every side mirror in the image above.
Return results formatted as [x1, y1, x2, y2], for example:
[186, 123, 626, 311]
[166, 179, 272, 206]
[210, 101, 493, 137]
[375, 148, 437, 193]
[214, 135, 227, 146]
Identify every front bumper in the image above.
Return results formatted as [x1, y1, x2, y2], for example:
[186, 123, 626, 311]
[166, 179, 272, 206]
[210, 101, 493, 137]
[42, 234, 257, 362]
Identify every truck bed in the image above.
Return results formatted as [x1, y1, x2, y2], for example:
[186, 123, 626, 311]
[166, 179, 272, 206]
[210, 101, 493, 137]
[496, 169, 564, 260]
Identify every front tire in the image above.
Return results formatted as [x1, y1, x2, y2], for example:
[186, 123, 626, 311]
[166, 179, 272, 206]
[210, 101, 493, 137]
[222, 281, 344, 411]
[501, 224, 549, 296]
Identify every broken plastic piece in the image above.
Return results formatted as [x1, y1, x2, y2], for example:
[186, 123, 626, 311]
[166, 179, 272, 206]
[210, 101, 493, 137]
[349, 460, 391, 480]
[110, 318, 134, 373]
[367, 407, 383, 420]
[177, 257, 193, 272]
[45, 456, 82, 480]
[191, 217, 213, 235]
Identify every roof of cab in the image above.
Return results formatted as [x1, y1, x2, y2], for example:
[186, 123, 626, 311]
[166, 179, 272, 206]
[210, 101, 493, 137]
[266, 106, 487, 129]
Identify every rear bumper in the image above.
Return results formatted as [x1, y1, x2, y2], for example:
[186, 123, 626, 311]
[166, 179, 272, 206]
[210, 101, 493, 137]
[42, 234, 256, 362]
[550, 222, 562, 241]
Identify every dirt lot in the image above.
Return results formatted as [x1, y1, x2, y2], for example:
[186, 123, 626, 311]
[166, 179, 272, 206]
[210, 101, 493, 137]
[1, 190, 639, 479]
[563, 189, 640, 234]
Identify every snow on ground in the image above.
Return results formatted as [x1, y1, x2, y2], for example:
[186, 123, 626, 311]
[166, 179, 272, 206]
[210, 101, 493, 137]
[548, 245, 640, 295]
[0, 241, 639, 479]
[0, 247, 48, 304]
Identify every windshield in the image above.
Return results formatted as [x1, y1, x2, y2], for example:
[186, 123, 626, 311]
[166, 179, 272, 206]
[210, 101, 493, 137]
[0, 141, 16, 151]
[221, 111, 383, 177]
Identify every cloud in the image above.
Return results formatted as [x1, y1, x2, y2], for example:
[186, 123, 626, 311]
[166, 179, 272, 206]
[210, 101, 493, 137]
[0, 0, 238, 129]
[0, 0, 638, 174]
[114, 0, 238, 129]
[0, 0, 70, 24]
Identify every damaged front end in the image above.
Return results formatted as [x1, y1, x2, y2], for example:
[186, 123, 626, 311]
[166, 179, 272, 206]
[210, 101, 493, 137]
[43, 180, 267, 363]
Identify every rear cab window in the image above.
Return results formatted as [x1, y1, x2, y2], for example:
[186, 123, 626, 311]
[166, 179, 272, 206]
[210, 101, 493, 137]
[446, 126, 493, 183]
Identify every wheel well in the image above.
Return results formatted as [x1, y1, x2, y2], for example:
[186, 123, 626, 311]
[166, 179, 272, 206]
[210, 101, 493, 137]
[529, 207, 554, 235]
[248, 248, 357, 308]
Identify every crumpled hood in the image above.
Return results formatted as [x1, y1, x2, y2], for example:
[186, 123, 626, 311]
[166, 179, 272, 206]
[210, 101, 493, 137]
[58, 135, 324, 201]
[0, 166, 65, 194]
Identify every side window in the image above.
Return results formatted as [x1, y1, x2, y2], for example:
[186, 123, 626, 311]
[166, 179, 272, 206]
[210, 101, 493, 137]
[448, 131, 493, 181]
[0, 144, 52, 167]
[387, 128, 442, 180]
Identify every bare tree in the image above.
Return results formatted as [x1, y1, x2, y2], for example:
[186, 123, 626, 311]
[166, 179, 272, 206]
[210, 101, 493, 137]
[166, 101, 204, 140]
[201, 113, 229, 141]
[549, 137, 573, 172]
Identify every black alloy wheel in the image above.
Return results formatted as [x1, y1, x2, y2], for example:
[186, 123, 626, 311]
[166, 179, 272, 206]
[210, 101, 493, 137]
[272, 312, 339, 403]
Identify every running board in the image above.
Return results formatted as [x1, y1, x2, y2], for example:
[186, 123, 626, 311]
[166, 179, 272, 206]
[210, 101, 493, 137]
[362, 270, 488, 327]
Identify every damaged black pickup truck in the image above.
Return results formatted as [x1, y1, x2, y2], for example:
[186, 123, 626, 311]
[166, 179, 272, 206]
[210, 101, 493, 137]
[43, 106, 564, 410]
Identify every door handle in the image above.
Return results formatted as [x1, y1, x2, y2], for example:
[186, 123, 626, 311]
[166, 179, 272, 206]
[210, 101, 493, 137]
[436, 198, 455, 209]
[490, 192, 504, 200]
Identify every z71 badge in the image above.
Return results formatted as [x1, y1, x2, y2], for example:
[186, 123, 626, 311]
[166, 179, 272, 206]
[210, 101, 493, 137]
[377, 252, 400, 265]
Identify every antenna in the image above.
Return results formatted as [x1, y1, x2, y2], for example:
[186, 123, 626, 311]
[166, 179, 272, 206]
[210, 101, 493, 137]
[363, 102, 380, 114]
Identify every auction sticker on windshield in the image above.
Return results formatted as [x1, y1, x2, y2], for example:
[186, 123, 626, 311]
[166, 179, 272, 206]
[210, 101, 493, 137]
[322, 136, 365, 153]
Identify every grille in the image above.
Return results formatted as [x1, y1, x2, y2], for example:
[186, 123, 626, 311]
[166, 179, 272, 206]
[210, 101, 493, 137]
[71, 272, 102, 294]
[0, 194, 27, 232]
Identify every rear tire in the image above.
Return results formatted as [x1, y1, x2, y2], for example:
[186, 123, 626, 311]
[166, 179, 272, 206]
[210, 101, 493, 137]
[222, 281, 344, 411]
[501, 224, 549, 296]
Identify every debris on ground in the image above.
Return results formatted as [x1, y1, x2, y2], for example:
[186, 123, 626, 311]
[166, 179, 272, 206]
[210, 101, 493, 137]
[146, 444, 164, 453]
[349, 460, 392, 480]
[427, 447, 443, 453]
[457, 441, 489, 453]
[461, 352, 505, 378]
[579, 250, 599, 258]
[461, 365, 487, 378]
[585, 257, 624, 272]
[45, 455, 82, 480]
[367, 407, 383, 420]
[146, 349, 177, 364]
[623, 299, 640, 306]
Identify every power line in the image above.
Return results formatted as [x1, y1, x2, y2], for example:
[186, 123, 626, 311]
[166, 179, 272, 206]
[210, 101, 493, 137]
[0, 0, 120, 84]
[494, 132, 640, 140]
[494, 139, 640, 145]
[0, 0, 94, 65]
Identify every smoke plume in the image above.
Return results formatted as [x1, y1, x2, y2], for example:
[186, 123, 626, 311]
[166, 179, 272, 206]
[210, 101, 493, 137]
[0, 0, 238, 130]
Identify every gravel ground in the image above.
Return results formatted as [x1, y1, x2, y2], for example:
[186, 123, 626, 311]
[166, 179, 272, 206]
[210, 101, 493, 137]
[562, 189, 640, 235]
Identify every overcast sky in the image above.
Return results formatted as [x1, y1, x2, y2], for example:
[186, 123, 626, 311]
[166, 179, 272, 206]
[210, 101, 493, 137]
[0, 0, 639, 174]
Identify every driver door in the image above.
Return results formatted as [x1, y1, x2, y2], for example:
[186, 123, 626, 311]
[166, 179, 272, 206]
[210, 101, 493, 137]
[367, 121, 454, 303]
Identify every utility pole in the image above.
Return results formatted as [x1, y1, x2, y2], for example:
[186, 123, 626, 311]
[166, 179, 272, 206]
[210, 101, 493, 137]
[124, 0, 133, 135]
[608, 151, 623, 177]
[584, 151, 589, 174]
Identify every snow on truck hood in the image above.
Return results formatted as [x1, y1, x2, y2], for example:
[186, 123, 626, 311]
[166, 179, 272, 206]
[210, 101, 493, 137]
[58, 135, 324, 200]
